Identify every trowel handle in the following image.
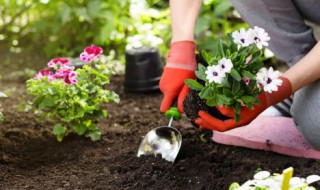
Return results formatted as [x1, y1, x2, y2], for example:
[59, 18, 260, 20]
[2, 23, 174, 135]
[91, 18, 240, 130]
[165, 99, 181, 120]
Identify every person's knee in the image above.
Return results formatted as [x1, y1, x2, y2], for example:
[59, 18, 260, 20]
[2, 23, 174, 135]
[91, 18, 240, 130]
[291, 83, 320, 150]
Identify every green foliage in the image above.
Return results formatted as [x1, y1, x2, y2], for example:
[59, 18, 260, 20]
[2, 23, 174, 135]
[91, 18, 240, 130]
[26, 57, 120, 141]
[1, 0, 170, 59]
[196, 0, 249, 52]
[185, 34, 264, 123]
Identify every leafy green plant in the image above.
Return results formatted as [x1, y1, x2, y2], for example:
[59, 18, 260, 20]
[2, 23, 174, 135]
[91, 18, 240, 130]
[26, 45, 119, 141]
[0, 92, 8, 121]
[186, 27, 281, 122]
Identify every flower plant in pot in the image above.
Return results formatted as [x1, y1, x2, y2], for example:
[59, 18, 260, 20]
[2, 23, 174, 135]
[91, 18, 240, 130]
[184, 27, 282, 126]
[26, 45, 120, 141]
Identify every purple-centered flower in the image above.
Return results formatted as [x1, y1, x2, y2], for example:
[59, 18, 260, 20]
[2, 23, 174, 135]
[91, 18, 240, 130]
[205, 65, 225, 84]
[256, 67, 282, 93]
[48, 57, 69, 68]
[232, 28, 254, 47]
[80, 45, 103, 62]
[252, 26, 270, 49]
[63, 71, 77, 85]
[217, 58, 233, 74]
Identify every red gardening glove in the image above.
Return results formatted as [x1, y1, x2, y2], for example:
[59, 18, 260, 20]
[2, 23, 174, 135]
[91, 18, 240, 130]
[159, 41, 197, 113]
[195, 77, 292, 131]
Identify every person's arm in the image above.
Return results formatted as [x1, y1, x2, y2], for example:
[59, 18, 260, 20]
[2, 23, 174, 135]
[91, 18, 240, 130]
[195, 41, 320, 131]
[159, 0, 202, 113]
[170, 0, 202, 42]
[283, 42, 320, 92]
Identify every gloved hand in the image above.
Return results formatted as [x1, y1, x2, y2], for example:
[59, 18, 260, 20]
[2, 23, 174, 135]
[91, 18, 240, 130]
[160, 41, 197, 113]
[195, 76, 292, 131]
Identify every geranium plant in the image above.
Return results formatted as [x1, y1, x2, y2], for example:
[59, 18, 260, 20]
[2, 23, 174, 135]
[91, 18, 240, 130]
[27, 45, 120, 141]
[0, 92, 7, 121]
[229, 170, 320, 190]
[185, 26, 282, 122]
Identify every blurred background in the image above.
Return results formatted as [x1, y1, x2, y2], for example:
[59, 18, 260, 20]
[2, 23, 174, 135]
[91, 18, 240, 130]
[0, 0, 252, 78]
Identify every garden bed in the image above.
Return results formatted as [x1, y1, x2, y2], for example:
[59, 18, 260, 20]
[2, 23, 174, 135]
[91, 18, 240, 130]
[0, 75, 320, 190]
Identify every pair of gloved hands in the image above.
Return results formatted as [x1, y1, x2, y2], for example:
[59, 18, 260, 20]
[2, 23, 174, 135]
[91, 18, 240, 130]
[160, 41, 292, 132]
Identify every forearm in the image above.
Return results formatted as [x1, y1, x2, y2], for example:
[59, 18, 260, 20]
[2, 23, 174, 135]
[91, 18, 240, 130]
[170, 0, 202, 42]
[282, 42, 320, 92]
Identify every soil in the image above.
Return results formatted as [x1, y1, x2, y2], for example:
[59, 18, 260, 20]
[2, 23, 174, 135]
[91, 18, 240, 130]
[0, 48, 319, 190]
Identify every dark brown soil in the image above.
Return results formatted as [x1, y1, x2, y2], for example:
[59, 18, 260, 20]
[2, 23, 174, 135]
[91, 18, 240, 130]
[0, 74, 320, 190]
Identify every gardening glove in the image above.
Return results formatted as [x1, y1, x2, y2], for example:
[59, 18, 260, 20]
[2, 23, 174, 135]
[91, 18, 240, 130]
[160, 41, 197, 113]
[195, 76, 292, 131]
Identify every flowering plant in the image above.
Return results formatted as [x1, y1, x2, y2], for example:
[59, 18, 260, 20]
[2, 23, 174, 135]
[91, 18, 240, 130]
[185, 26, 282, 122]
[229, 170, 320, 190]
[27, 45, 120, 141]
[0, 92, 7, 121]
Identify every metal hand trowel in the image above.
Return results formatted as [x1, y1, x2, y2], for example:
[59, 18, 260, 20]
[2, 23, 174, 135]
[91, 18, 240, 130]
[137, 102, 182, 163]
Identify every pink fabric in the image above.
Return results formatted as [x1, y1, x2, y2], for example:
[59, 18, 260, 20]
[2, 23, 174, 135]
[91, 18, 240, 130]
[212, 116, 320, 159]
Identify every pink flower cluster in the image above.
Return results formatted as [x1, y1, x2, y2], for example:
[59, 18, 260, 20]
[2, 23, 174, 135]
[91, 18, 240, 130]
[35, 57, 77, 85]
[80, 45, 103, 62]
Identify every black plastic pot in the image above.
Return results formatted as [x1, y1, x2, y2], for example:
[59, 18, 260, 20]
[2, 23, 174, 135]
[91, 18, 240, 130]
[124, 47, 163, 92]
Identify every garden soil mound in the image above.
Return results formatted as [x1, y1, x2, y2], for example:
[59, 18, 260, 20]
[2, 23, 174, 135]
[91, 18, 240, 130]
[0, 75, 320, 190]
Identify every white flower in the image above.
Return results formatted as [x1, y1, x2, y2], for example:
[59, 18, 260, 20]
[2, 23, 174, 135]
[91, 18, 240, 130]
[205, 65, 225, 84]
[254, 171, 270, 180]
[232, 28, 254, 47]
[217, 58, 233, 73]
[256, 67, 282, 93]
[252, 26, 270, 49]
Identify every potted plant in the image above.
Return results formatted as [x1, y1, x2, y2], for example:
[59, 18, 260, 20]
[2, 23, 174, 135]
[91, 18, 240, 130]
[184, 27, 282, 126]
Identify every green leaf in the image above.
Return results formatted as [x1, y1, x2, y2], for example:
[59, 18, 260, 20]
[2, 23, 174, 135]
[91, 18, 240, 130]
[241, 96, 256, 104]
[230, 68, 241, 81]
[199, 87, 212, 99]
[217, 40, 226, 57]
[39, 96, 56, 109]
[217, 94, 231, 104]
[228, 182, 240, 190]
[85, 130, 101, 141]
[185, 79, 204, 91]
[206, 98, 217, 107]
[195, 70, 206, 81]
[201, 50, 212, 64]
[53, 124, 67, 142]
[72, 124, 87, 136]
[198, 63, 206, 73]
[242, 70, 256, 80]
[47, 86, 57, 95]
[223, 88, 233, 97]
[232, 80, 240, 94]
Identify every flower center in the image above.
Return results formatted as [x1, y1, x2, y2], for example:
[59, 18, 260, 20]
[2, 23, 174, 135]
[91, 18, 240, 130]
[213, 72, 218, 76]
[267, 77, 272, 84]
[254, 37, 260, 42]
[221, 64, 225, 69]
[241, 38, 245, 43]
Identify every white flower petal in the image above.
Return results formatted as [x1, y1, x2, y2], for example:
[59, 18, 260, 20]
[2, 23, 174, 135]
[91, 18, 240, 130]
[254, 171, 270, 180]
[306, 175, 320, 184]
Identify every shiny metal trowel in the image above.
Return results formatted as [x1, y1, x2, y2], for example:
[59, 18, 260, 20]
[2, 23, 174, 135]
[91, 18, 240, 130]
[137, 103, 182, 163]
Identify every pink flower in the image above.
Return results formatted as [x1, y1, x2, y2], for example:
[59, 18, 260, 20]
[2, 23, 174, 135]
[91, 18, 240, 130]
[80, 45, 103, 62]
[34, 69, 56, 82]
[55, 65, 75, 79]
[63, 71, 77, 85]
[48, 57, 69, 68]
[242, 77, 250, 85]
